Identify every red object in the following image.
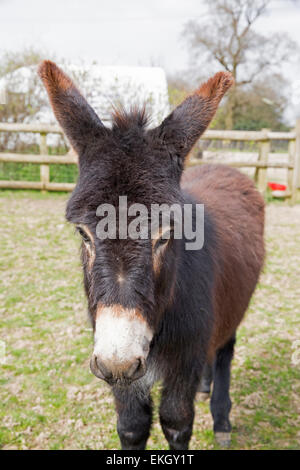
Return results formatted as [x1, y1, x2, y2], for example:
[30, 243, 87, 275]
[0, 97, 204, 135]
[268, 182, 287, 191]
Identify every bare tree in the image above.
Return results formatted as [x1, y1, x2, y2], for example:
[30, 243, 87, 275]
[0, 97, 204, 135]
[182, 0, 299, 128]
[0, 48, 58, 152]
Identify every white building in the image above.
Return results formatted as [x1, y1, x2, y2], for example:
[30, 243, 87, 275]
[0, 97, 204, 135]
[0, 64, 170, 148]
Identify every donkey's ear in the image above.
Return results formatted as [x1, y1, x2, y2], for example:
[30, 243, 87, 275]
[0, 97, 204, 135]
[152, 71, 234, 161]
[38, 61, 107, 153]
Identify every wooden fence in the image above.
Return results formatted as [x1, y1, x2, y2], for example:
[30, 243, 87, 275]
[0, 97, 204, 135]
[0, 120, 300, 202]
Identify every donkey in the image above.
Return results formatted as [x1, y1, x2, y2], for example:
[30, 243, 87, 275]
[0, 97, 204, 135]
[39, 61, 264, 450]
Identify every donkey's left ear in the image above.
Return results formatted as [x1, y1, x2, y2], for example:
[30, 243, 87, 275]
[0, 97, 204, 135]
[151, 71, 234, 162]
[38, 61, 107, 154]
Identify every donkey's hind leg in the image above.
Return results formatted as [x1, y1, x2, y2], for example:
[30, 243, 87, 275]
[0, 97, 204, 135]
[210, 335, 236, 447]
[198, 361, 213, 399]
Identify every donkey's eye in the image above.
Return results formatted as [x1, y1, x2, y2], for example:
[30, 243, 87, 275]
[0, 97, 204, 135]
[154, 229, 173, 252]
[76, 226, 91, 243]
[155, 237, 169, 249]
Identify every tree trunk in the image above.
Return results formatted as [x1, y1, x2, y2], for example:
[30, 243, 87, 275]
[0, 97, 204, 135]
[225, 85, 236, 130]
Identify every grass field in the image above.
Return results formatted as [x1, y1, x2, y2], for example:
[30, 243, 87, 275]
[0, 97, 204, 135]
[0, 190, 299, 450]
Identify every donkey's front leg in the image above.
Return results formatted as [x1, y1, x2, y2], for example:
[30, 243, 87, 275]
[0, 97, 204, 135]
[113, 386, 152, 450]
[159, 374, 199, 450]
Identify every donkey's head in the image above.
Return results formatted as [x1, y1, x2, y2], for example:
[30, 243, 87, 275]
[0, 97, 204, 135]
[39, 61, 233, 385]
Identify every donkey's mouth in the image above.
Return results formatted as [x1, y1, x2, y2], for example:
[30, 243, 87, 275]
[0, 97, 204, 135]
[90, 355, 147, 385]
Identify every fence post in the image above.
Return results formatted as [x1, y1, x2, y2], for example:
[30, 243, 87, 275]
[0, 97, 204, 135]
[255, 128, 270, 194]
[287, 138, 296, 201]
[39, 132, 49, 191]
[292, 119, 300, 204]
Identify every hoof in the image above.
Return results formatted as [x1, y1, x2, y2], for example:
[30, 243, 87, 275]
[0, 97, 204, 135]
[215, 432, 231, 448]
[197, 391, 210, 401]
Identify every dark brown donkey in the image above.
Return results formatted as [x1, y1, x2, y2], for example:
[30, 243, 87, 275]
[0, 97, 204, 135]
[39, 61, 264, 450]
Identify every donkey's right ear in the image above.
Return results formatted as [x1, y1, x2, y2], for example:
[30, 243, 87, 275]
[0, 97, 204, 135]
[38, 61, 107, 154]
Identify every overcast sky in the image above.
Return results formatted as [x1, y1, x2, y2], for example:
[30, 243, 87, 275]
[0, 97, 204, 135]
[0, 0, 300, 119]
[0, 0, 299, 70]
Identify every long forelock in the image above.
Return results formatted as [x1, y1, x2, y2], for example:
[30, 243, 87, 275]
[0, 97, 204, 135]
[111, 104, 150, 133]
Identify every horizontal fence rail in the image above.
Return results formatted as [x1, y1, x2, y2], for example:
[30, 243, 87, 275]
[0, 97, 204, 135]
[0, 122, 62, 134]
[0, 121, 300, 201]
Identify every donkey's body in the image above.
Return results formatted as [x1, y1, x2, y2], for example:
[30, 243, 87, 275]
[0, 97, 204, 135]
[39, 61, 264, 449]
[182, 164, 264, 360]
[113, 164, 264, 449]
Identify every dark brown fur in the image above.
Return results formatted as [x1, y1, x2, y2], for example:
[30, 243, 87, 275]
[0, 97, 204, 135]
[39, 61, 265, 450]
[182, 164, 265, 360]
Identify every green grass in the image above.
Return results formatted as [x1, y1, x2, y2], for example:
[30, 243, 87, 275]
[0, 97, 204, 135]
[0, 145, 78, 183]
[0, 191, 299, 449]
[0, 162, 78, 183]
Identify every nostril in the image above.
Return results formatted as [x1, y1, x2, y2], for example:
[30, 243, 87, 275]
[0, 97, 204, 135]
[90, 355, 112, 381]
[125, 358, 140, 379]
[95, 357, 113, 380]
[125, 357, 146, 381]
